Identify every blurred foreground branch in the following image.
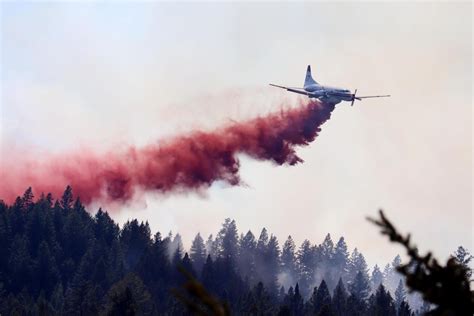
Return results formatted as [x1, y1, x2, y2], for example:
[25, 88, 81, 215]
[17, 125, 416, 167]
[171, 266, 230, 316]
[367, 209, 473, 315]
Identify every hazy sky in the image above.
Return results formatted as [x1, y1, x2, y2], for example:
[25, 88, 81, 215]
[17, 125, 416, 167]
[1, 2, 472, 268]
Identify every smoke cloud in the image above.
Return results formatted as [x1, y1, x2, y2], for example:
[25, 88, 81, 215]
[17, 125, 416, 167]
[0, 99, 335, 205]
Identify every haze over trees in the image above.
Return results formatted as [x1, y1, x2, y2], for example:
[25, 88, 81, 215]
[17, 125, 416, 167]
[0, 187, 469, 315]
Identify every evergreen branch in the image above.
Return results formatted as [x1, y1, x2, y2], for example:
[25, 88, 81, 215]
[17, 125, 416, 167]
[367, 209, 474, 315]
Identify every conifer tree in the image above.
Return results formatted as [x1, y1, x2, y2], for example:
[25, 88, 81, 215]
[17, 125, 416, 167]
[321, 234, 335, 260]
[367, 284, 396, 316]
[370, 264, 384, 292]
[349, 271, 371, 303]
[120, 219, 151, 270]
[35, 241, 60, 297]
[289, 283, 304, 316]
[345, 293, 366, 316]
[333, 237, 350, 287]
[382, 263, 392, 288]
[245, 282, 274, 315]
[238, 230, 257, 283]
[201, 255, 215, 291]
[181, 252, 196, 278]
[0, 203, 9, 276]
[103, 273, 152, 315]
[171, 246, 183, 272]
[255, 228, 269, 287]
[257, 228, 269, 251]
[332, 278, 347, 316]
[398, 301, 413, 316]
[392, 255, 402, 269]
[278, 286, 286, 303]
[297, 239, 315, 296]
[452, 246, 473, 278]
[348, 249, 369, 287]
[50, 283, 65, 314]
[314, 279, 332, 315]
[171, 233, 183, 259]
[265, 235, 281, 294]
[305, 286, 318, 314]
[60, 186, 74, 210]
[205, 234, 215, 259]
[320, 234, 336, 289]
[222, 219, 239, 261]
[190, 233, 207, 275]
[394, 279, 406, 310]
[386, 255, 402, 293]
[213, 218, 239, 261]
[281, 235, 297, 287]
[94, 208, 119, 246]
[8, 235, 33, 293]
[284, 286, 294, 308]
[22, 187, 34, 210]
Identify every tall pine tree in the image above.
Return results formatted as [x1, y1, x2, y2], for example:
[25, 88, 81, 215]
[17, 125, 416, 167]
[189, 233, 206, 274]
[281, 235, 297, 288]
[332, 278, 347, 316]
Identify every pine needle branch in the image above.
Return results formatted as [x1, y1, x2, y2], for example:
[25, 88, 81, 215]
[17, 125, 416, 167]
[367, 209, 474, 315]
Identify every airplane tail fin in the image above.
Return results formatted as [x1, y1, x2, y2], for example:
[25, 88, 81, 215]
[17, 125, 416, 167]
[304, 65, 318, 87]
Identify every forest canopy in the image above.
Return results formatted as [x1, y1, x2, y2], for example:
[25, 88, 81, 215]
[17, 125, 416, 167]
[0, 187, 464, 315]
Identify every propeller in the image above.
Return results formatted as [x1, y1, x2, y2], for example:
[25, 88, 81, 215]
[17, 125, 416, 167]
[351, 89, 358, 106]
[351, 90, 390, 106]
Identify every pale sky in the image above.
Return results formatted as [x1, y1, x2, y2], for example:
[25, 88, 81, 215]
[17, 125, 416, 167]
[1, 2, 472, 268]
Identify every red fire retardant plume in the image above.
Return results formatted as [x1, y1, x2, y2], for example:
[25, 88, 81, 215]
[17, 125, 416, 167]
[0, 100, 335, 205]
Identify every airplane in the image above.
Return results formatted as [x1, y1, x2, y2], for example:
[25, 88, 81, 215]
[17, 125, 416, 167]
[270, 65, 390, 106]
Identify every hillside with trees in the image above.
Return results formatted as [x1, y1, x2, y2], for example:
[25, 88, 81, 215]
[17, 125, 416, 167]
[0, 187, 469, 315]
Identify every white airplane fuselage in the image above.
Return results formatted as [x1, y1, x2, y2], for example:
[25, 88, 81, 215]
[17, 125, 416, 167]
[303, 83, 353, 104]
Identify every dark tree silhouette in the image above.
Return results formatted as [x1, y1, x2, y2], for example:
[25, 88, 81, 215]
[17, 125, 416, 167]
[368, 209, 474, 315]
[332, 278, 347, 316]
[367, 284, 396, 316]
[313, 279, 332, 315]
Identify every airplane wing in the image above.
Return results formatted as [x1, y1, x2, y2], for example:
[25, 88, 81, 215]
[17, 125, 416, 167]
[269, 84, 312, 97]
[356, 95, 391, 99]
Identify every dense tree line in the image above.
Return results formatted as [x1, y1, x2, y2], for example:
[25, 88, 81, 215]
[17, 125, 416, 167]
[0, 187, 468, 315]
